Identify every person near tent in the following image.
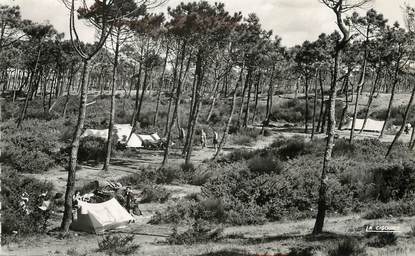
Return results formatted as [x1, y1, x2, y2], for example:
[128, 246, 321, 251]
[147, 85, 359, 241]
[19, 192, 30, 215]
[212, 130, 219, 152]
[201, 129, 207, 148]
[36, 191, 53, 232]
[123, 187, 141, 219]
[179, 127, 186, 143]
[72, 190, 82, 220]
[405, 123, 412, 135]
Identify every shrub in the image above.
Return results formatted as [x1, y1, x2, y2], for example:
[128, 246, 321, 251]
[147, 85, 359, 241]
[362, 199, 415, 219]
[140, 185, 170, 203]
[248, 155, 283, 174]
[327, 238, 367, 256]
[97, 235, 140, 256]
[181, 162, 195, 173]
[167, 219, 223, 245]
[288, 247, 316, 256]
[366, 233, 398, 248]
[1, 168, 54, 241]
[232, 134, 255, 146]
[156, 165, 184, 184]
[77, 134, 118, 163]
[1, 119, 63, 173]
[78, 136, 107, 163]
[150, 197, 226, 225]
[190, 171, 212, 186]
[277, 137, 313, 160]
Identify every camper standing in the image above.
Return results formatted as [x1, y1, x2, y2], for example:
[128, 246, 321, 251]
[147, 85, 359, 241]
[213, 130, 219, 152]
[19, 192, 30, 215]
[180, 128, 186, 142]
[201, 129, 207, 148]
[405, 123, 412, 135]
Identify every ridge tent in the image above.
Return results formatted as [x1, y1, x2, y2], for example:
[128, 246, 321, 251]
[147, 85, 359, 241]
[137, 133, 161, 143]
[70, 198, 134, 234]
[81, 124, 143, 148]
[342, 118, 385, 133]
[114, 124, 143, 148]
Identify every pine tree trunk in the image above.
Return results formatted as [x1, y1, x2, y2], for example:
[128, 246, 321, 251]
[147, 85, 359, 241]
[304, 76, 309, 134]
[103, 29, 121, 172]
[380, 54, 401, 139]
[316, 71, 325, 133]
[213, 64, 241, 159]
[251, 72, 261, 124]
[61, 59, 89, 233]
[162, 41, 187, 166]
[154, 46, 169, 125]
[243, 69, 254, 127]
[360, 67, 382, 133]
[349, 46, 368, 143]
[313, 49, 341, 235]
[63, 65, 75, 117]
[338, 73, 350, 130]
[311, 74, 318, 140]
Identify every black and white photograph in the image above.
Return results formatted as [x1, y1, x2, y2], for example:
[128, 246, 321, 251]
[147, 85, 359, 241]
[1, 0, 415, 255]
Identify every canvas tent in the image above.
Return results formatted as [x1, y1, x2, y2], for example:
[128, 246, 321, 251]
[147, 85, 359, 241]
[137, 133, 161, 143]
[81, 124, 143, 148]
[342, 118, 384, 133]
[70, 198, 134, 233]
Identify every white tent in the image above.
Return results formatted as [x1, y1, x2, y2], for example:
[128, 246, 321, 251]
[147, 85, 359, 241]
[81, 124, 143, 148]
[342, 118, 385, 133]
[137, 133, 161, 143]
[114, 124, 143, 148]
[70, 198, 134, 234]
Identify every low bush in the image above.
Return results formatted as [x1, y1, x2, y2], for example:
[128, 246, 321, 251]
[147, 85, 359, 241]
[248, 154, 283, 174]
[97, 234, 140, 256]
[140, 185, 170, 203]
[1, 119, 63, 173]
[362, 199, 415, 219]
[167, 219, 223, 245]
[327, 238, 367, 256]
[1, 167, 54, 242]
[288, 246, 316, 256]
[77, 135, 118, 163]
[150, 198, 226, 225]
[366, 233, 398, 248]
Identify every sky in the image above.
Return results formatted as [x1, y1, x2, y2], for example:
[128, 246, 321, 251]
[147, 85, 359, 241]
[2, 0, 409, 46]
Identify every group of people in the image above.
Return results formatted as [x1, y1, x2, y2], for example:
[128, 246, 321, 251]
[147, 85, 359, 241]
[180, 128, 219, 151]
[18, 191, 60, 232]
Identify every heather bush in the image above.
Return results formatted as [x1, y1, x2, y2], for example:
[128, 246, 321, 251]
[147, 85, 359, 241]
[1, 119, 64, 173]
[366, 233, 398, 248]
[1, 168, 54, 242]
[362, 198, 415, 219]
[167, 219, 223, 245]
[97, 234, 140, 255]
[140, 185, 170, 203]
[327, 238, 367, 256]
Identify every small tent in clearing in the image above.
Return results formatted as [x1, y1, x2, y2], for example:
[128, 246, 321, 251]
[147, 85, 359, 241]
[342, 118, 385, 133]
[70, 198, 134, 233]
[81, 124, 143, 148]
